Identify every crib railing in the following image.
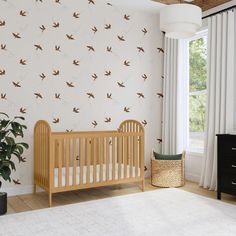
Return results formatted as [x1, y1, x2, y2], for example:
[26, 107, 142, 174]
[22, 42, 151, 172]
[49, 131, 144, 191]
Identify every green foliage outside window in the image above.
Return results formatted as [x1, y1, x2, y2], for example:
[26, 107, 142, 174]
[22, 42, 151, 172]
[189, 37, 207, 132]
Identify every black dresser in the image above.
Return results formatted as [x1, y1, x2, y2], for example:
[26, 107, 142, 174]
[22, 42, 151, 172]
[217, 134, 236, 200]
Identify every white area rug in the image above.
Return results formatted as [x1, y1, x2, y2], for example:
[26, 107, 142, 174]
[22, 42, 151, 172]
[1, 188, 236, 236]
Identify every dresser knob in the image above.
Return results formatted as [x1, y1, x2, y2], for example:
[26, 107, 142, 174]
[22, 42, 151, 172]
[232, 182, 236, 185]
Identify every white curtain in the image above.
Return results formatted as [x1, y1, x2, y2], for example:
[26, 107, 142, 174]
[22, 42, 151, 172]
[162, 37, 187, 155]
[200, 10, 235, 190]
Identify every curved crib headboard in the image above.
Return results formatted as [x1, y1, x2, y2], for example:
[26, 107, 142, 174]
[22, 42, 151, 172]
[118, 119, 144, 133]
[34, 120, 51, 189]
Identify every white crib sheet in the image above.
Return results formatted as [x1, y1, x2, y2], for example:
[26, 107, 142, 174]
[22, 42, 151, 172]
[54, 164, 141, 187]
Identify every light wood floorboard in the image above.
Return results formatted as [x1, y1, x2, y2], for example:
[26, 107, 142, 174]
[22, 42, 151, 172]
[6, 179, 236, 215]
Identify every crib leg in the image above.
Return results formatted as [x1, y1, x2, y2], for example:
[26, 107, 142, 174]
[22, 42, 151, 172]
[33, 184, 36, 194]
[49, 192, 52, 207]
[141, 179, 145, 192]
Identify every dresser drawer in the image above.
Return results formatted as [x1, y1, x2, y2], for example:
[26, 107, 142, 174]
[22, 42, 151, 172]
[219, 156, 236, 172]
[219, 174, 236, 190]
[219, 141, 236, 157]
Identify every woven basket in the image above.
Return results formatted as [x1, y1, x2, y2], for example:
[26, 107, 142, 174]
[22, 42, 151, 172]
[151, 151, 185, 188]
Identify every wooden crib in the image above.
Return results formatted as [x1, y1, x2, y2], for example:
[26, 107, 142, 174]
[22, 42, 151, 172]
[34, 120, 145, 206]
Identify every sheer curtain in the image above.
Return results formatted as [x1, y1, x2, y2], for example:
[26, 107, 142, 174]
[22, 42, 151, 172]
[162, 37, 187, 155]
[200, 9, 235, 190]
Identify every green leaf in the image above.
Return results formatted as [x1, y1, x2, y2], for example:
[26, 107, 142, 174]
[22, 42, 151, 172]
[0, 166, 11, 181]
[5, 137, 15, 146]
[14, 116, 25, 120]
[18, 142, 29, 149]
[0, 112, 9, 118]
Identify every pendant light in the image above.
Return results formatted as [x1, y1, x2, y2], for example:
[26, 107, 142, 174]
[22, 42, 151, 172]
[160, 1, 202, 39]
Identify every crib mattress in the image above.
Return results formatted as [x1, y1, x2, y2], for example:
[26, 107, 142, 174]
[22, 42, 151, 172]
[54, 164, 141, 187]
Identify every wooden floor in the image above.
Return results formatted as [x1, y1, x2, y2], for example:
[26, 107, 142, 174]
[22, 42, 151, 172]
[6, 179, 236, 215]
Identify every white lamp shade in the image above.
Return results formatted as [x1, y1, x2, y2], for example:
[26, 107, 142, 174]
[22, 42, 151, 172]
[160, 4, 202, 39]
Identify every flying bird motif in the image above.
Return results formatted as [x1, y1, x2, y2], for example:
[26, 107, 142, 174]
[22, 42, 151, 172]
[92, 120, 98, 127]
[105, 117, 111, 123]
[12, 33, 21, 39]
[124, 14, 130, 20]
[40, 25, 46, 32]
[87, 45, 95, 51]
[55, 93, 61, 99]
[53, 22, 60, 28]
[13, 179, 21, 185]
[66, 82, 75, 87]
[157, 138, 162, 143]
[20, 10, 27, 16]
[53, 70, 59, 76]
[87, 93, 95, 99]
[142, 74, 147, 81]
[104, 24, 111, 29]
[0, 69, 6, 75]
[73, 60, 79, 66]
[0, 20, 6, 26]
[107, 93, 112, 99]
[20, 107, 26, 114]
[117, 82, 125, 88]
[106, 46, 112, 52]
[39, 73, 46, 80]
[34, 44, 43, 50]
[142, 120, 147, 127]
[92, 26, 98, 33]
[1, 44, 6, 50]
[142, 28, 147, 35]
[137, 47, 144, 52]
[66, 34, 75, 40]
[123, 60, 130, 66]
[107, 2, 112, 6]
[161, 75, 164, 79]
[117, 35, 125, 41]
[124, 107, 130, 113]
[92, 73, 98, 80]
[88, 0, 95, 4]
[53, 118, 59, 123]
[73, 107, 80, 113]
[55, 0, 61, 3]
[19, 59, 27, 65]
[66, 129, 73, 132]
[1, 93, 6, 100]
[157, 47, 164, 53]
[12, 81, 21, 87]
[144, 166, 148, 171]
[34, 93, 43, 99]
[73, 12, 80, 18]
[55, 45, 61, 51]
[157, 93, 163, 98]
[104, 70, 111, 76]
[137, 93, 145, 98]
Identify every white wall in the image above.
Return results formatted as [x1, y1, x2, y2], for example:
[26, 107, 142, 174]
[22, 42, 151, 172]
[0, 0, 164, 195]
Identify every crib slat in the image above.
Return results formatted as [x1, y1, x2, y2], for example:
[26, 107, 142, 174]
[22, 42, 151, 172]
[72, 138, 76, 186]
[93, 138, 97, 183]
[140, 135, 144, 179]
[130, 135, 133, 178]
[118, 136, 122, 179]
[65, 139, 70, 187]
[79, 138, 83, 185]
[134, 135, 138, 177]
[112, 137, 115, 180]
[86, 138, 91, 184]
[100, 137, 104, 182]
[58, 140, 62, 188]
[124, 136, 127, 179]
[106, 137, 110, 181]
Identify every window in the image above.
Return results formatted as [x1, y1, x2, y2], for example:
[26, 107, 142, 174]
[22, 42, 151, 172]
[187, 32, 208, 153]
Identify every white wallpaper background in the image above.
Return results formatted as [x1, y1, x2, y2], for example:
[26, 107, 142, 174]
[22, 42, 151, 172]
[0, 0, 164, 194]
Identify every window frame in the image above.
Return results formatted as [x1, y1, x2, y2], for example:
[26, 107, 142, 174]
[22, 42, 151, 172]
[185, 29, 208, 155]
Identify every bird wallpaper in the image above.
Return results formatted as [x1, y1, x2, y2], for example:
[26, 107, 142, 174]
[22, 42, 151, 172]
[0, 0, 163, 192]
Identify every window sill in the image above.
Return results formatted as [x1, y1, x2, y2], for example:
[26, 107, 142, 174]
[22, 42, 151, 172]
[186, 150, 204, 157]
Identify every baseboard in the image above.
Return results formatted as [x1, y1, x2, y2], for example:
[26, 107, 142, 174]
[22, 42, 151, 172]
[186, 173, 200, 183]
[1, 185, 35, 197]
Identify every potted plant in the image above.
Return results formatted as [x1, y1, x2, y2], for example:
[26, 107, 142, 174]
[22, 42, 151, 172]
[0, 112, 29, 215]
